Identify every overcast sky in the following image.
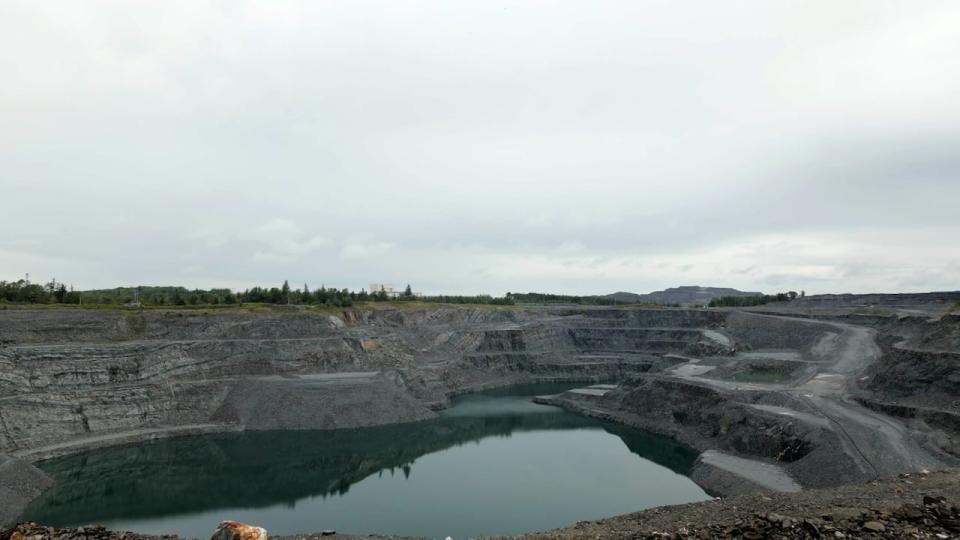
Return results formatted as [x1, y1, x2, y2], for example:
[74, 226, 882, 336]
[2, 1, 959, 295]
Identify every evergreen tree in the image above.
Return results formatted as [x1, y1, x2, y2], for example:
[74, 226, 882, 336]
[55, 283, 68, 303]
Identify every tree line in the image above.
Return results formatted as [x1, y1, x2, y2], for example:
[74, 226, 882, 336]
[1, 277, 811, 310]
[0, 278, 517, 307]
[0, 278, 81, 304]
[708, 291, 802, 307]
[0, 280, 669, 308]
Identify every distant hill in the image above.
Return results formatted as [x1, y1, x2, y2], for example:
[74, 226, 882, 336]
[604, 286, 763, 306]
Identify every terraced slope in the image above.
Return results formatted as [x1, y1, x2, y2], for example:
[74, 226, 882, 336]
[1, 303, 958, 523]
[0, 307, 727, 459]
[540, 310, 960, 494]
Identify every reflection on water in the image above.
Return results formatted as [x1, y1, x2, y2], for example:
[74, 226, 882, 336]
[22, 383, 708, 539]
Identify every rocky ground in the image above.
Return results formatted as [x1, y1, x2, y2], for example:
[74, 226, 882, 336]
[510, 469, 960, 539]
[0, 523, 419, 540]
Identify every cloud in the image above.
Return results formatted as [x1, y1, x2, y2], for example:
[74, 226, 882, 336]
[0, 1, 958, 295]
[248, 219, 328, 263]
[339, 241, 396, 260]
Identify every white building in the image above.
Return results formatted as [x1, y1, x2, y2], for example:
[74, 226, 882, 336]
[368, 284, 421, 298]
[369, 284, 400, 297]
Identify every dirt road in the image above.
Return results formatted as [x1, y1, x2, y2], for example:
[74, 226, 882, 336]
[668, 313, 955, 486]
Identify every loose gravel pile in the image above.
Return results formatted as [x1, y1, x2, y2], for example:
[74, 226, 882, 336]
[0, 524, 175, 540]
[640, 495, 959, 539]
[0, 524, 415, 540]
[513, 469, 960, 539]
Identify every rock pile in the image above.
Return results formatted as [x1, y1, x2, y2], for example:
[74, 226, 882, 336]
[641, 495, 960, 539]
[0, 523, 176, 540]
[0, 523, 400, 540]
[0, 522, 272, 540]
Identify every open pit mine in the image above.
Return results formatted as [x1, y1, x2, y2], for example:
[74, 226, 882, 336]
[2, 292, 960, 538]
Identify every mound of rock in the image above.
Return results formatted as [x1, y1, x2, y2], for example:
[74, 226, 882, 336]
[640, 496, 960, 539]
[0, 523, 175, 540]
[0, 455, 53, 527]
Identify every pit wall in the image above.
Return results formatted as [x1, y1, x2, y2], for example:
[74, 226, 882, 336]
[0, 308, 514, 345]
[0, 305, 847, 459]
[0, 306, 745, 456]
[723, 312, 838, 352]
[843, 314, 960, 457]
[846, 314, 960, 408]
[864, 344, 960, 406]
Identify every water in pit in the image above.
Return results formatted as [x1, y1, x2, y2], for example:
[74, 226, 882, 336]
[21, 383, 709, 539]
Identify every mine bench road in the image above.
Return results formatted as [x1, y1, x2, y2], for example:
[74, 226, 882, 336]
[664, 312, 953, 484]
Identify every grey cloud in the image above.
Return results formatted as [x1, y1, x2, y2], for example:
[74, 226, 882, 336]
[1, 1, 959, 295]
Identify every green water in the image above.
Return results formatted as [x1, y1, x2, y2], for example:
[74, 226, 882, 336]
[22, 383, 708, 539]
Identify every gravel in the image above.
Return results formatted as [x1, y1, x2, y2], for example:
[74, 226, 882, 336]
[510, 468, 960, 539]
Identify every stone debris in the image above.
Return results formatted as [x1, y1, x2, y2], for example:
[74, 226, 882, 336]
[6, 495, 960, 540]
[0, 523, 176, 540]
[631, 496, 960, 539]
[0, 524, 418, 540]
[211, 522, 268, 540]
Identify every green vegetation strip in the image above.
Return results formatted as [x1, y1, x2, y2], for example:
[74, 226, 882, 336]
[3, 276, 662, 310]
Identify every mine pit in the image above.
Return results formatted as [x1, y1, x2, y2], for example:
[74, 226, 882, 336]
[2, 298, 960, 538]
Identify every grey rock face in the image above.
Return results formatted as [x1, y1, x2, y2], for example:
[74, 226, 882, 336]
[0, 306, 738, 457]
[0, 453, 53, 526]
[4, 301, 958, 508]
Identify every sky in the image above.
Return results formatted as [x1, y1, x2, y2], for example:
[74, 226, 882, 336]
[2, 1, 959, 295]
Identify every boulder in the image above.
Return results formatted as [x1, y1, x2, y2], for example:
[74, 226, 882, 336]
[211, 521, 267, 540]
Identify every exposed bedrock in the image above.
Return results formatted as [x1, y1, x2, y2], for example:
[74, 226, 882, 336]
[848, 314, 960, 459]
[0, 307, 737, 457]
[722, 311, 838, 351]
[211, 373, 437, 430]
[2, 303, 959, 514]
[859, 315, 960, 406]
[537, 379, 864, 492]
[537, 309, 960, 496]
